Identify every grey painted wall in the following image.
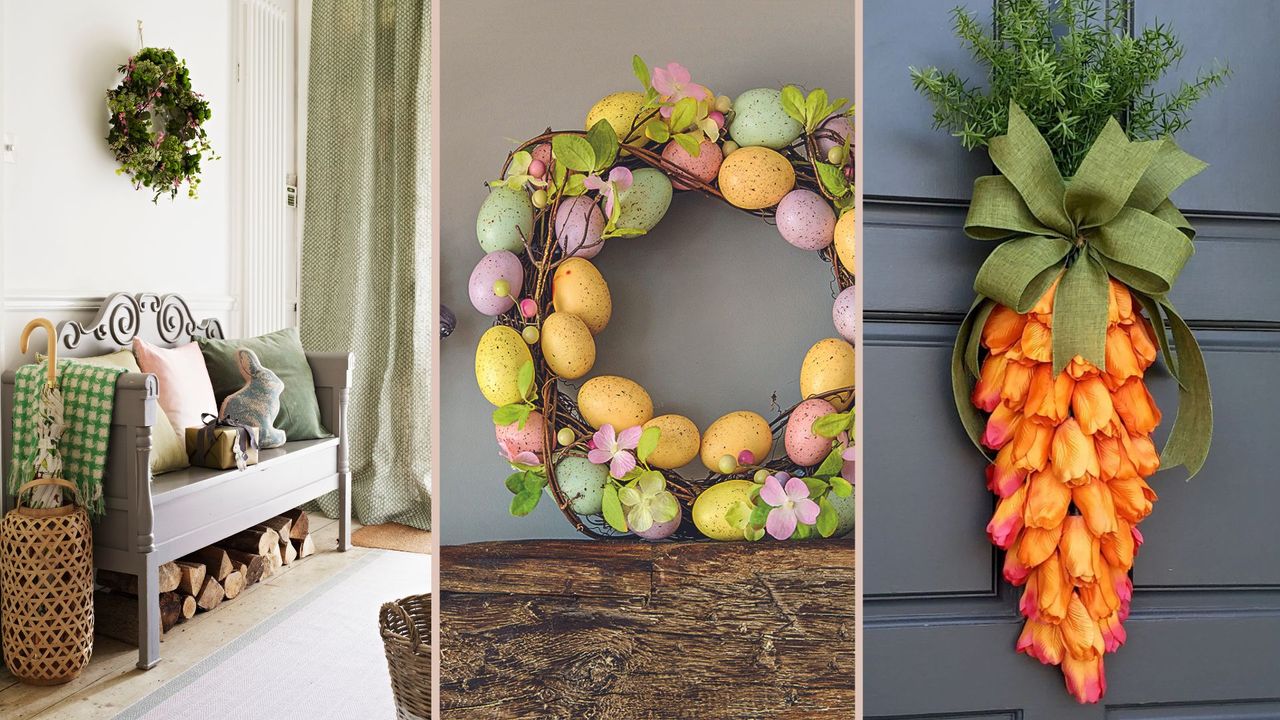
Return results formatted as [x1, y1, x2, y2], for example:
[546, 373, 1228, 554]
[863, 1, 1280, 717]
[439, 0, 855, 544]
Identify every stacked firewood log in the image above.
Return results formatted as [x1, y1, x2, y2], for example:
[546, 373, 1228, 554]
[95, 509, 318, 642]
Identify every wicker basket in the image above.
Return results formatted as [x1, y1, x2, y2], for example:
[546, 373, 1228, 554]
[1, 477, 95, 685]
[380, 593, 432, 720]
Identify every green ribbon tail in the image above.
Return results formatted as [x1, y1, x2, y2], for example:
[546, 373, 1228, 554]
[1154, 298, 1214, 479]
[1052, 251, 1110, 376]
[952, 297, 995, 460]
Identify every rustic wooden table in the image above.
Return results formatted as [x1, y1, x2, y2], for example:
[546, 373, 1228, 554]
[439, 539, 855, 719]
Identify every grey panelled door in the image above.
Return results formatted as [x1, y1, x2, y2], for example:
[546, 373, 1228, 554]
[863, 1, 1280, 718]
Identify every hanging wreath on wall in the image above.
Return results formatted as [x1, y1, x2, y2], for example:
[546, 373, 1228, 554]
[106, 47, 216, 202]
[911, 0, 1227, 704]
[467, 56, 857, 542]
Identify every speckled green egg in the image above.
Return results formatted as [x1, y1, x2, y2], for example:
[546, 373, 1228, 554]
[729, 88, 804, 150]
[615, 168, 673, 233]
[555, 455, 610, 515]
[474, 325, 533, 406]
[718, 146, 796, 210]
[476, 187, 534, 253]
[692, 479, 756, 541]
[829, 489, 856, 537]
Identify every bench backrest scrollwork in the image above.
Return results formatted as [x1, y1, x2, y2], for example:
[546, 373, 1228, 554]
[54, 293, 225, 356]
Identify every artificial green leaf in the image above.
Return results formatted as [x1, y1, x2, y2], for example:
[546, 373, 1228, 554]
[805, 88, 829, 131]
[517, 360, 535, 401]
[563, 174, 586, 197]
[586, 120, 619, 172]
[673, 132, 701, 156]
[793, 523, 813, 541]
[779, 85, 806, 126]
[492, 403, 524, 427]
[632, 55, 650, 89]
[726, 500, 754, 530]
[802, 477, 829, 498]
[669, 97, 697, 132]
[551, 135, 596, 173]
[814, 446, 846, 478]
[644, 119, 671, 144]
[602, 485, 627, 532]
[522, 472, 546, 491]
[504, 472, 525, 494]
[699, 118, 720, 144]
[745, 526, 766, 541]
[509, 488, 541, 516]
[603, 226, 648, 239]
[637, 426, 661, 464]
[747, 500, 769, 528]
[815, 161, 850, 198]
[816, 497, 838, 537]
[812, 411, 851, 438]
[830, 476, 853, 497]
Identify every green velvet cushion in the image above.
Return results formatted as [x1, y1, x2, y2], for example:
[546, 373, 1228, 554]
[198, 328, 329, 440]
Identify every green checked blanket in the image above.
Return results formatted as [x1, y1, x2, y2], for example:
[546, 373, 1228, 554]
[8, 360, 124, 517]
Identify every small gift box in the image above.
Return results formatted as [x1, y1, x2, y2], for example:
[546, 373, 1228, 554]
[186, 414, 260, 471]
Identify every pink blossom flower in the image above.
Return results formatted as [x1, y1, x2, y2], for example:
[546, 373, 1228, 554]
[842, 445, 856, 485]
[759, 472, 820, 540]
[587, 423, 641, 479]
[651, 62, 712, 118]
[498, 438, 539, 467]
[583, 166, 632, 219]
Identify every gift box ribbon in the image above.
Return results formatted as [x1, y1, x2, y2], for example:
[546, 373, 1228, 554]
[193, 413, 260, 471]
[952, 102, 1213, 477]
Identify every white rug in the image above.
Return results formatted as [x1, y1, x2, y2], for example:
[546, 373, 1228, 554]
[115, 550, 430, 720]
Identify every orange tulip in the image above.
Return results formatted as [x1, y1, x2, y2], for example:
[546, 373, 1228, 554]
[1101, 519, 1135, 570]
[1036, 553, 1073, 623]
[1107, 279, 1134, 325]
[1128, 316, 1158, 369]
[1033, 278, 1059, 315]
[1072, 376, 1116, 436]
[1123, 428, 1161, 476]
[1011, 418, 1053, 472]
[1062, 653, 1106, 704]
[1026, 365, 1074, 425]
[1001, 359, 1035, 410]
[1017, 618, 1065, 666]
[986, 444, 1027, 498]
[973, 354, 1010, 413]
[1099, 610, 1127, 653]
[1105, 325, 1143, 381]
[1109, 475, 1157, 524]
[1025, 469, 1071, 528]
[987, 483, 1027, 550]
[1079, 559, 1119, 619]
[983, 304, 1028, 353]
[1061, 593, 1103, 659]
[1112, 377, 1161, 435]
[1094, 433, 1122, 481]
[1019, 568, 1040, 619]
[1051, 418, 1100, 485]
[1021, 319, 1054, 364]
[983, 402, 1022, 450]
[1004, 535, 1032, 585]
[1066, 355, 1101, 380]
[1059, 517, 1100, 585]
[1019, 524, 1065, 568]
[1072, 479, 1118, 537]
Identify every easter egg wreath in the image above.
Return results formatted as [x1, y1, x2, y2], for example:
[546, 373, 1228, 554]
[468, 57, 856, 541]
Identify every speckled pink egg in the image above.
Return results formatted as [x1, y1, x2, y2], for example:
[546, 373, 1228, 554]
[554, 196, 605, 259]
[635, 505, 682, 541]
[495, 410, 545, 458]
[661, 139, 723, 190]
[833, 285, 857, 345]
[776, 189, 836, 250]
[468, 251, 524, 315]
[816, 115, 853, 156]
[785, 398, 838, 466]
[531, 143, 552, 169]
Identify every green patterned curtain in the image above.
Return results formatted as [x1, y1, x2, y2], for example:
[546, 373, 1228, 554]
[299, 0, 431, 530]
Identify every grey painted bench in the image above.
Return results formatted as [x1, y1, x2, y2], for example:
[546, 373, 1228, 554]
[0, 293, 352, 670]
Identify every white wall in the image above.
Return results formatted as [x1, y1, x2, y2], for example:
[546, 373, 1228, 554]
[0, 1, 238, 365]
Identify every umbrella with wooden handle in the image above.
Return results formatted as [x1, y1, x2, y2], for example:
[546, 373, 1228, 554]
[17, 318, 67, 508]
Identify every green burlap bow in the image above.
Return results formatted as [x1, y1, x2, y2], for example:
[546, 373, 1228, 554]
[952, 102, 1213, 478]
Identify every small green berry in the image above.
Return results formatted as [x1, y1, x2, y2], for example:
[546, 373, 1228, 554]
[753, 469, 769, 483]
[531, 189, 548, 208]
[717, 454, 737, 474]
[721, 140, 739, 156]
[715, 95, 732, 114]
[521, 326, 540, 344]
[557, 427, 576, 447]
[492, 279, 510, 297]
[827, 146, 846, 165]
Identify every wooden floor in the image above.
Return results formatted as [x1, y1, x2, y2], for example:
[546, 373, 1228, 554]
[0, 515, 399, 720]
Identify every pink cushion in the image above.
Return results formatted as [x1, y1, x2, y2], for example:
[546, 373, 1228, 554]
[133, 339, 218, 432]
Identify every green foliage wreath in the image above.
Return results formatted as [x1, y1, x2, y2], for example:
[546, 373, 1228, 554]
[106, 47, 216, 202]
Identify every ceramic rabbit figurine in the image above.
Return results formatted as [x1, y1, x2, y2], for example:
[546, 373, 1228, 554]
[219, 348, 287, 448]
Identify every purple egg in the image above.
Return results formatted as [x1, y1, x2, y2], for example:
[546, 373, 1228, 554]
[833, 285, 857, 345]
[468, 251, 524, 315]
[554, 196, 606, 258]
[776, 189, 836, 250]
[634, 505, 682, 541]
[816, 115, 853, 156]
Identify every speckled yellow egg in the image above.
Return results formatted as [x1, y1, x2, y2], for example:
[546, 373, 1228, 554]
[552, 257, 611, 335]
[541, 312, 596, 380]
[834, 209, 855, 275]
[577, 376, 654, 430]
[641, 414, 701, 469]
[700, 410, 773, 473]
[717, 146, 795, 210]
[586, 91, 649, 148]
[692, 479, 756, 541]
[801, 338, 855, 411]
[474, 326, 533, 406]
